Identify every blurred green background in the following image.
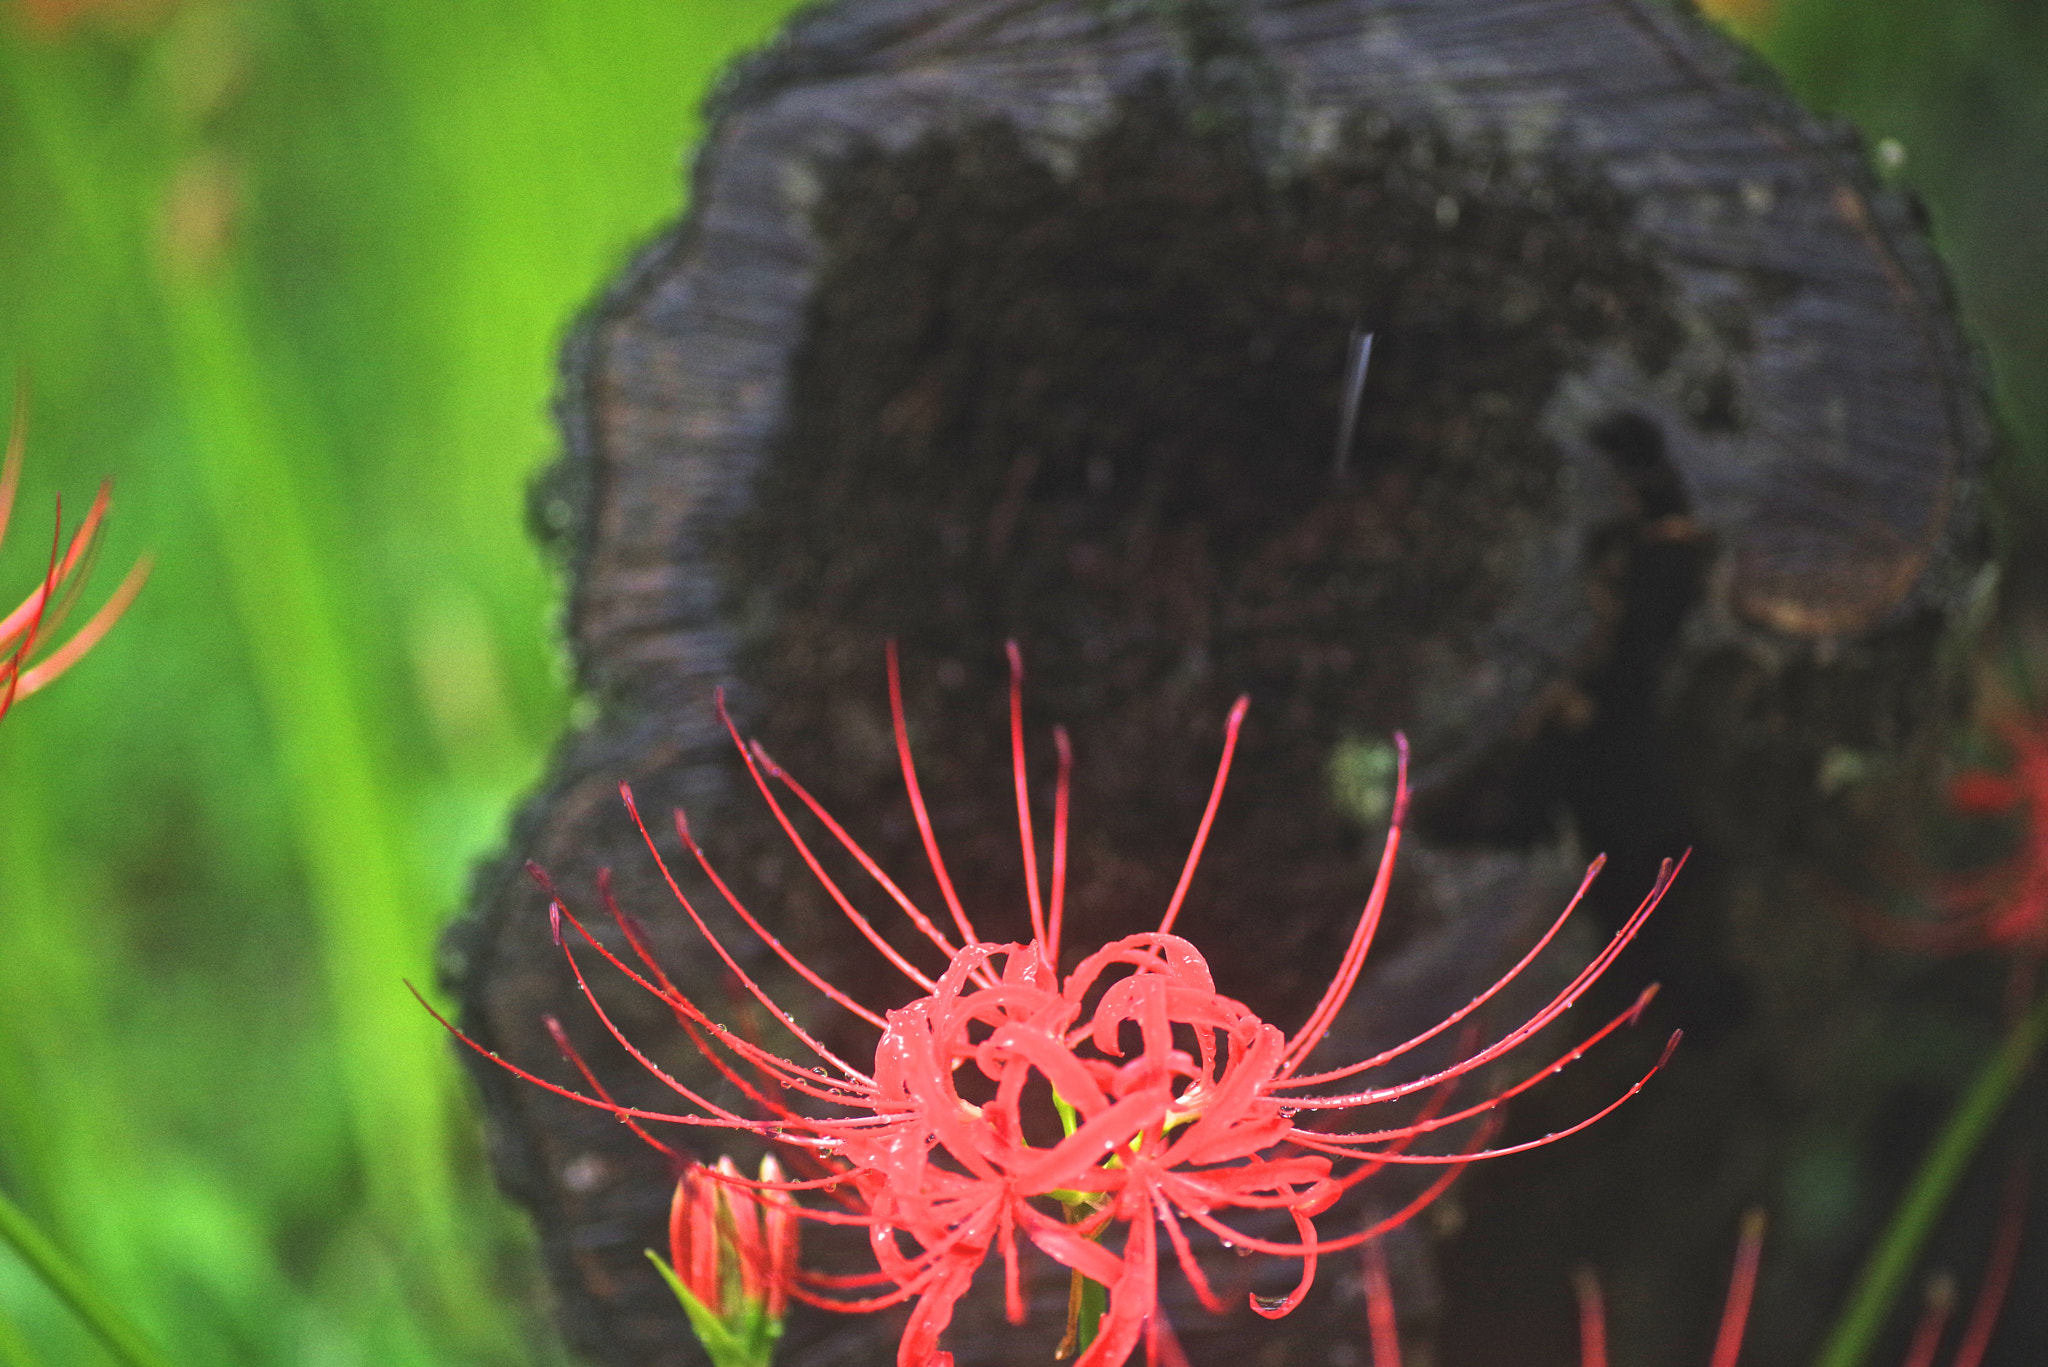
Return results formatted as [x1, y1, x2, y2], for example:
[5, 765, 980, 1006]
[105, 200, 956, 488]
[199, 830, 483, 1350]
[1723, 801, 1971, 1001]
[0, 0, 2039, 1364]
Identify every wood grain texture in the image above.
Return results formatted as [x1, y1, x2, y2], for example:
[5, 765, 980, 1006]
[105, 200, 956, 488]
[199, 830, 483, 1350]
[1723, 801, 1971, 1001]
[447, 2, 1994, 1364]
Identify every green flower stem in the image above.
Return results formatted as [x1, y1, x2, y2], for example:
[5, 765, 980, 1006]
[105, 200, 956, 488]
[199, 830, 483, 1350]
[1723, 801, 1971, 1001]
[1075, 1271, 1108, 1354]
[1812, 986, 2048, 1367]
[1051, 1092, 1109, 1356]
[0, 1185, 173, 1367]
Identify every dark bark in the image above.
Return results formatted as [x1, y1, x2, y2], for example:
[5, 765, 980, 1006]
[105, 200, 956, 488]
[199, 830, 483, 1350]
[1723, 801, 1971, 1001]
[444, 2, 2007, 1365]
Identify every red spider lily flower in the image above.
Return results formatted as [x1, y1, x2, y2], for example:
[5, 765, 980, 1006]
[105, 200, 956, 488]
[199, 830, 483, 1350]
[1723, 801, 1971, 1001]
[430, 644, 1682, 1367]
[0, 398, 150, 724]
[650, 1155, 799, 1367]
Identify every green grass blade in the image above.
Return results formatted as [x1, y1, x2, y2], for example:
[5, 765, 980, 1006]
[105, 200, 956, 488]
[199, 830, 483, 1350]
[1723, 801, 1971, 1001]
[0, 1186, 173, 1367]
[1812, 987, 2048, 1367]
[159, 277, 475, 1308]
[0, 1300, 49, 1367]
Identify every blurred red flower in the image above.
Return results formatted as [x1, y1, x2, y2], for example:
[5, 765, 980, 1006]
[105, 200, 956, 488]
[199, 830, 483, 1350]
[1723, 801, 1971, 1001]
[1935, 712, 2048, 957]
[0, 399, 148, 725]
[1558, 1182, 2025, 1367]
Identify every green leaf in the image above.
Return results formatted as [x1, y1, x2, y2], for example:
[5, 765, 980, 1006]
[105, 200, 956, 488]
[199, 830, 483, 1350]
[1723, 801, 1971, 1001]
[646, 1250, 781, 1367]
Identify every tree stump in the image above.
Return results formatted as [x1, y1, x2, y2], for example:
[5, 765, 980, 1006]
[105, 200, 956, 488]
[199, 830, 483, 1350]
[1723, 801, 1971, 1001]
[444, 2, 2000, 1365]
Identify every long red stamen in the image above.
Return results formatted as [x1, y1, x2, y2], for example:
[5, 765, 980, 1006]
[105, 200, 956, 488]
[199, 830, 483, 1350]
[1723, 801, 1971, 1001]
[0, 495, 63, 721]
[12, 554, 150, 700]
[1050, 724, 1072, 967]
[1708, 1210, 1766, 1367]
[670, 798, 903, 1025]
[1287, 1034, 1679, 1166]
[0, 389, 24, 549]
[557, 931, 854, 1123]
[409, 981, 784, 1134]
[544, 1015, 679, 1158]
[0, 403, 145, 721]
[1007, 642, 1050, 950]
[1283, 854, 1607, 1088]
[1292, 988, 1661, 1140]
[888, 640, 982, 948]
[718, 694, 945, 994]
[1949, 1161, 2029, 1367]
[1281, 734, 1408, 1069]
[619, 782, 879, 1081]
[1898, 1276, 1957, 1367]
[551, 881, 877, 1105]
[0, 486, 102, 648]
[1287, 859, 1683, 1107]
[1363, 1238, 1402, 1367]
[1572, 1267, 1608, 1367]
[760, 750, 966, 961]
[1157, 695, 1248, 936]
[576, 869, 853, 1119]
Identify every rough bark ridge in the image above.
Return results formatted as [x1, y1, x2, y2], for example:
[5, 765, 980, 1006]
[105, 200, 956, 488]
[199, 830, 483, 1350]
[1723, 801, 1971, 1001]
[445, 2, 2000, 1365]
